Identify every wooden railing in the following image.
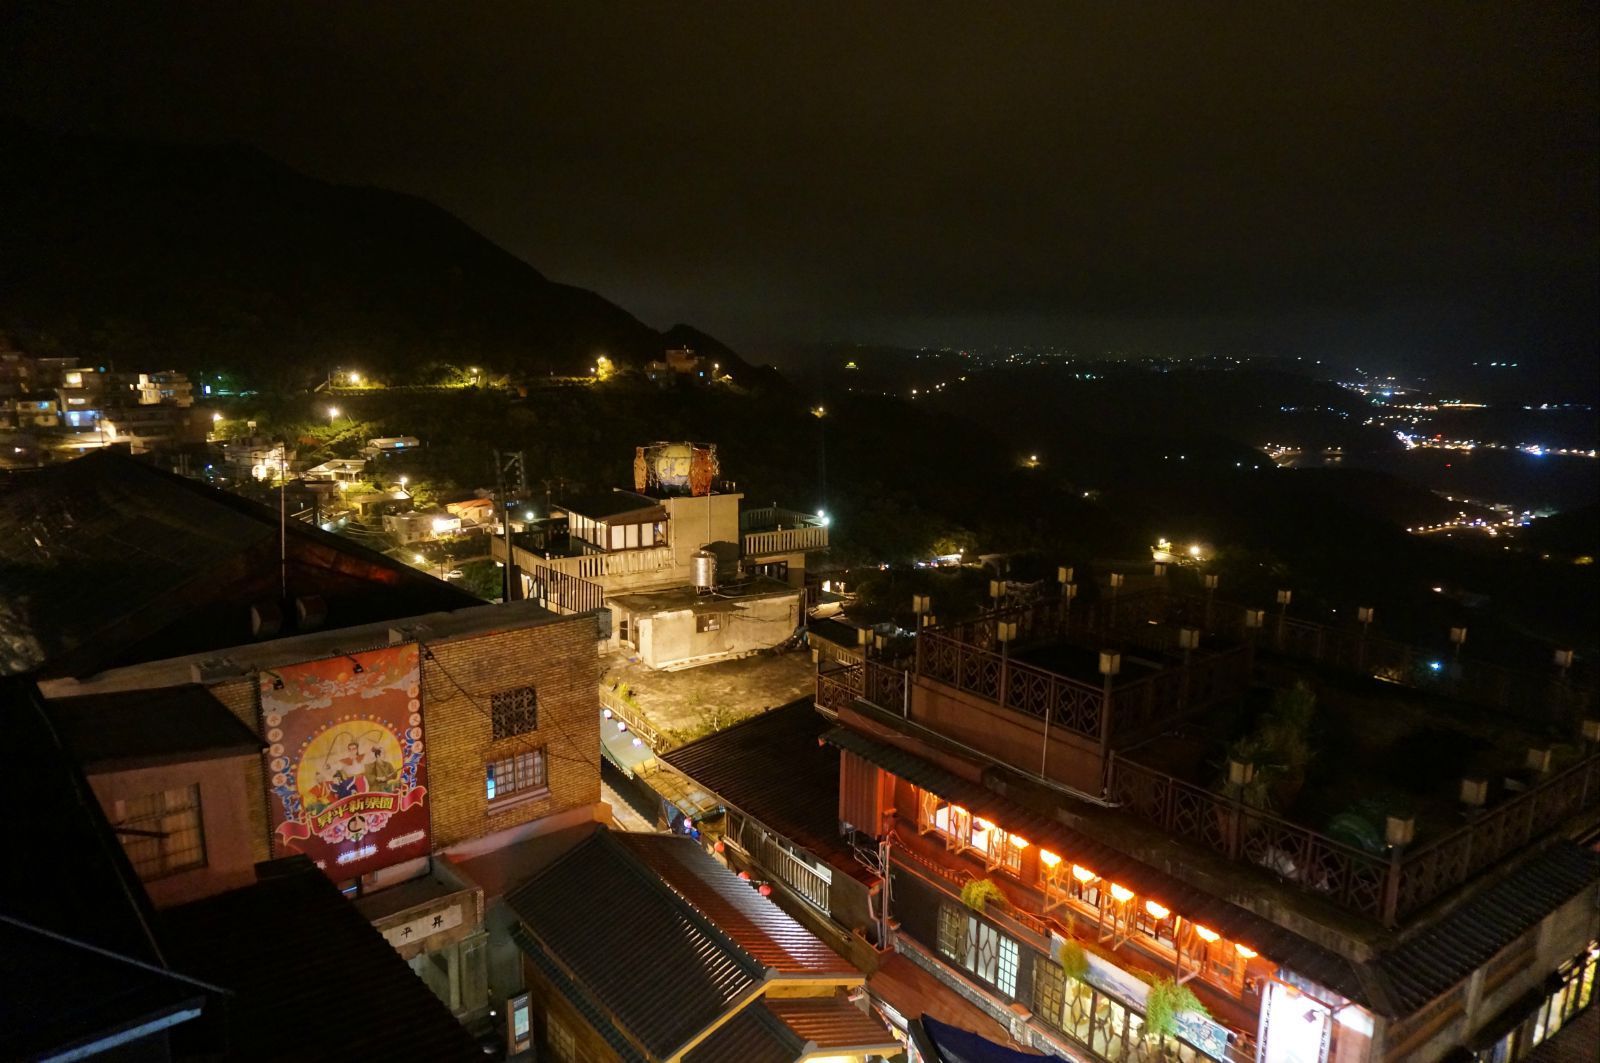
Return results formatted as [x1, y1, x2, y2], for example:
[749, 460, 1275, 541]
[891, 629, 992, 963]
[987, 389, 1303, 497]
[743, 525, 829, 556]
[1080, 589, 1595, 723]
[917, 629, 1108, 741]
[599, 684, 664, 751]
[739, 506, 825, 532]
[1108, 750, 1600, 926]
[525, 563, 606, 616]
[539, 544, 676, 581]
[1391, 751, 1600, 919]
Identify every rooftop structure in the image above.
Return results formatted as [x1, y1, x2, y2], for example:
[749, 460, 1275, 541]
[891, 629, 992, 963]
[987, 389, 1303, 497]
[0, 450, 479, 676]
[1, 676, 480, 1061]
[505, 826, 895, 1062]
[494, 443, 826, 669]
[816, 582, 1600, 1062]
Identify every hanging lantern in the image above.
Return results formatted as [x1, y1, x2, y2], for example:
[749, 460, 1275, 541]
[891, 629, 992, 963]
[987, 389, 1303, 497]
[758, 883, 773, 897]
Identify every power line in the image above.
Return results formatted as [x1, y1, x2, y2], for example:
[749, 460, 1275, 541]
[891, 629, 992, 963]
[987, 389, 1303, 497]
[419, 642, 609, 777]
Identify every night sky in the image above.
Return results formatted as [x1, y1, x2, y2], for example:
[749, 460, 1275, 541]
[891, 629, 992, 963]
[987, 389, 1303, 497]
[2, 3, 1595, 375]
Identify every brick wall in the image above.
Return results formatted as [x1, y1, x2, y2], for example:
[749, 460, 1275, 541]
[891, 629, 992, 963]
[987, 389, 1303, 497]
[198, 611, 601, 872]
[422, 615, 602, 850]
[209, 676, 273, 864]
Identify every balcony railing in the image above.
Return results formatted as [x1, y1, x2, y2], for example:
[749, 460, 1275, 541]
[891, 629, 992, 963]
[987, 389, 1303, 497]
[1108, 751, 1600, 926]
[743, 525, 829, 556]
[1077, 589, 1594, 723]
[915, 600, 1252, 747]
[538, 544, 676, 581]
[918, 630, 1108, 741]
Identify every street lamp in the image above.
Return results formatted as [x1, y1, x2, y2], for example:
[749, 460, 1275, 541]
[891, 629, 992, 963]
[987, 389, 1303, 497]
[327, 406, 340, 425]
[1275, 588, 1292, 648]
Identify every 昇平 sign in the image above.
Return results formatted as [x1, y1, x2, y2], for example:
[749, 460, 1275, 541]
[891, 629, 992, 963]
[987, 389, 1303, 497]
[262, 646, 429, 881]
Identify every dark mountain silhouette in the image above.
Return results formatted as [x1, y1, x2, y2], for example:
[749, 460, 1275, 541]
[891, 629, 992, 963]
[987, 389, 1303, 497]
[0, 118, 749, 385]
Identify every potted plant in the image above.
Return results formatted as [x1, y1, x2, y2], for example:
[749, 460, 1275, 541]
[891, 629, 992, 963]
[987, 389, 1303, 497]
[1143, 977, 1208, 1041]
[960, 878, 1007, 912]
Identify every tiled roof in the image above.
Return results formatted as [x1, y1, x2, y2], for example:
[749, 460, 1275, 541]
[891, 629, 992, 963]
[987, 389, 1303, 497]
[683, 1002, 804, 1063]
[513, 927, 647, 1063]
[160, 857, 481, 1061]
[1377, 841, 1600, 1014]
[824, 724, 1378, 1012]
[45, 683, 261, 771]
[662, 700, 857, 870]
[619, 831, 859, 976]
[505, 829, 762, 1058]
[764, 994, 900, 1052]
[0, 450, 480, 676]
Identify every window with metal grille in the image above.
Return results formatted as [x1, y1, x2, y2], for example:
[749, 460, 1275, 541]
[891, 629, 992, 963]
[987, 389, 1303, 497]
[114, 785, 206, 880]
[936, 904, 967, 963]
[696, 612, 721, 633]
[486, 748, 547, 802]
[490, 686, 537, 740]
[1034, 955, 1066, 1029]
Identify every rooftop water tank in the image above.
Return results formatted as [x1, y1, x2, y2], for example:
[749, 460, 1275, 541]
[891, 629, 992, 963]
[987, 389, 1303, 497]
[691, 549, 718, 593]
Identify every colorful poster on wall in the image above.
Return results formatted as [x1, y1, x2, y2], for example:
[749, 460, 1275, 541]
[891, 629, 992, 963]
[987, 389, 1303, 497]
[261, 645, 428, 881]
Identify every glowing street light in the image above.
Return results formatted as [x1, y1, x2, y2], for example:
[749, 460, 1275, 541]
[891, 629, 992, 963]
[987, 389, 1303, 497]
[327, 406, 340, 424]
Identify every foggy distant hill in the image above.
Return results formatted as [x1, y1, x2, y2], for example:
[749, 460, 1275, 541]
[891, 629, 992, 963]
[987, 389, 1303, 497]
[0, 118, 750, 386]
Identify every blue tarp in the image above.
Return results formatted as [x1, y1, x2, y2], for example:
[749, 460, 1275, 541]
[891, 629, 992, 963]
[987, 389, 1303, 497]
[915, 1014, 1047, 1063]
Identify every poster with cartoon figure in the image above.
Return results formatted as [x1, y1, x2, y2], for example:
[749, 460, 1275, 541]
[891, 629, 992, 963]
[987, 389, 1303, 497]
[261, 646, 428, 880]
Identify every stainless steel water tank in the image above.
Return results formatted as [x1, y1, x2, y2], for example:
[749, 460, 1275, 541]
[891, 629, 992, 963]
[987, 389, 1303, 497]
[691, 549, 718, 592]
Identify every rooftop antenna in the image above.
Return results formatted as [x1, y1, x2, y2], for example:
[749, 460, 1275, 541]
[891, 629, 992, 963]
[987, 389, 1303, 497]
[279, 443, 288, 599]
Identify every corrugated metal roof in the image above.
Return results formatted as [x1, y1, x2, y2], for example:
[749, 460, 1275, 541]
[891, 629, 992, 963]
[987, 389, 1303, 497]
[823, 724, 1377, 1012]
[765, 994, 901, 1052]
[1377, 842, 1600, 1014]
[662, 700, 855, 869]
[161, 858, 482, 1061]
[513, 927, 647, 1063]
[683, 1002, 804, 1063]
[505, 829, 762, 1058]
[618, 832, 859, 977]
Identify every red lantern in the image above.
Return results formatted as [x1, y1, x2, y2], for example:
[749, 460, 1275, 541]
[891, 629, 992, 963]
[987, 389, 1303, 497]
[758, 883, 773, 897]
[713, 840, 725, 854]
[738, 870, 751, 881]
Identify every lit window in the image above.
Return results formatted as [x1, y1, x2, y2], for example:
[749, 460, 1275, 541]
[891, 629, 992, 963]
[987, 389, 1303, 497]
[486, 748, 547, 802]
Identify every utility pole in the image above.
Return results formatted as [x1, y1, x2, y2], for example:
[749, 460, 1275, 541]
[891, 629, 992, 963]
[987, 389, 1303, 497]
[494, 450, 528, 602]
